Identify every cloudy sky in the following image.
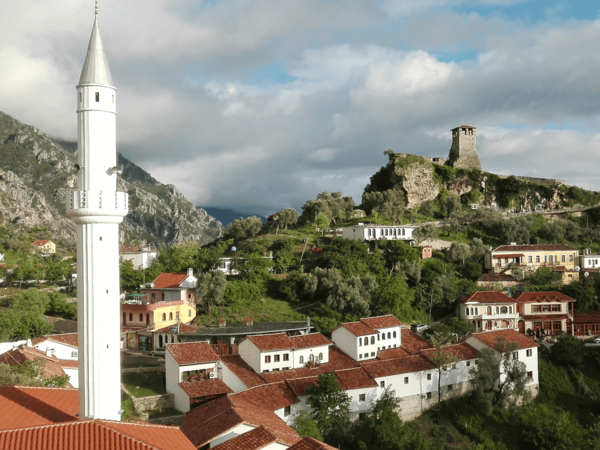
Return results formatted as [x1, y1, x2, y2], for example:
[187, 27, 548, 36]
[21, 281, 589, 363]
[2, 0, 600, 215]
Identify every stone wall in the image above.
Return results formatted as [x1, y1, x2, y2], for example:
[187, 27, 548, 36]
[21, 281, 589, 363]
[146, 415, 185, 425]
[132, 393, 174, 412]
[121, 367, 165, 374]
[447, 131, 482, 170]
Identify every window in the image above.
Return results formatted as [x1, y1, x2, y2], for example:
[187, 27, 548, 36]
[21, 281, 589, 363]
[536, 256, 540, 263]
[467, 361, 471, 367]
[562, 254, 566, 263]
[162, 313, 166, 321]
[542, 305, 550, 312]
[72, 351, 78, 357]
[176, 312, 179, 320]
[299, 356, 304, 364]
[404, 377, 409, 384]
[319, 353, 323, 361]
[129, 313, 133, 321]
[501, 306, 508, 314]
[95, 92, 99, 102]
[265, 355, 271, 363]
[161, 293, 165, 301]
[552, 304, 561, 312]
[371, 336, 375, 345]
[475, 359, 479, 365]
[447, 384, 453, 391]
[387, 332, 391, 339]
[371, 352, 375, 357]
[283, 354, 289, 361]
[528, 256, 532, 263]
[274, 355, 280, 362]
[380, 381, 385, 388]
[359, 354, 362, 359]
[426, 392, 432, 399]
[393, 331, 397, 338]
[569, 254, 574, 262]
[526, 349, 533, 357]
[169, 312, 173, 320]
[533, 305, 542, 313]
[487, 306, 492, 315]
[377, 333, 380, 341]
[359, 394, 366, 402]
[382, 333, 386, 341]
[151, 293, 155, 300]
[284, 406, 291, 417]
[359, 338, 362, 347]
[527, 371, 533, 380]
[309, 354, 314, 362]
[427, 373, 432, 381]
[139, 313, 143, 322]
[512, 352, 519, 360]
[475, 307, 479, 315]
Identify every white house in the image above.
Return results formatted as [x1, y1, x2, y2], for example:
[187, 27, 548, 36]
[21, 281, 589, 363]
[458, 291, 520, 333]
[120, 245, 157, 269]
[31, 333, 79, 388]
[342, 224, 417, 243]
[579, 252, 600, 270]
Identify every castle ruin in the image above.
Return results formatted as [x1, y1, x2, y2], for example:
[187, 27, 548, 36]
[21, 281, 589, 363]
[446, 125, 482, 170]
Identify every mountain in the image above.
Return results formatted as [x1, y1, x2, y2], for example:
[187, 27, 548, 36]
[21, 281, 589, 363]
[0, 111, 222, 246]
[199, 207, 267, 226]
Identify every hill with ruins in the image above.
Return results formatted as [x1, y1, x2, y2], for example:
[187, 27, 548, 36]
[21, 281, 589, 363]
[365, 125, 598, 211]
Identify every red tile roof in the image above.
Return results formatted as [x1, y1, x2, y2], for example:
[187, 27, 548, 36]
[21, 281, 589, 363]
[152, 273, 188, 289]
[376, 347, 411, 360]
[514, 292, 576, 303]
[477, 273, 516, 282]
[211, 426, 277, 450]
[360, 355, 435, 378]
[0, 346, 71, 386]
[230, 382, 298, 412]
[360, 315, 403, 329]
[220, 356, 266, 388]
[289, 334, 332, 349]
[335, 368, 377, 390]
[521, 314, 569, 321]
[493, 244, 577, 252]
[32, 333, 78, 348]
[459, 291, 513, 304]
[288, 437, 338, 450]
[246, 334, 293, 351]
[0, 386, 78, 431]
[166, 342, 219, 365]
[285, 377, 321, 397]
[120, 245, 142, 253]
[154, 322, 199, 333]
[573, 311, 600, 324]
[58, 360, 79, 369]
[0, 420, 196, 450]
[400, 329, 433, 355]
[470, 329, 539, 351]
[179, 380, 233, 398]
[421, 343, 479, 362]
[335, 322, 376, 337]
[32, 240, 50, 246]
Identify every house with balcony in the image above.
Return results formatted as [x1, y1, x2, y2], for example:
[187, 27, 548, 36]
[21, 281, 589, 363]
[458, 291, 519, 333]
[485, 244, 579, 277]
[121, 269, 197, 350]
[513, 291, 575, 335]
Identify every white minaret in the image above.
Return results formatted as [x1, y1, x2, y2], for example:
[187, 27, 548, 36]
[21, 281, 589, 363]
[67, 1, 127, 421]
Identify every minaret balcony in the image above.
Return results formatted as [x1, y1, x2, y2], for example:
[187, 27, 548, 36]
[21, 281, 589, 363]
[67, 190, 128, 218]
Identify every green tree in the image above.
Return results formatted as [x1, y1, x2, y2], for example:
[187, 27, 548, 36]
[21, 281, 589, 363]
[550, 333, 585, 369]
[305, 372, 351, 440]
[419, 200, 434, 221]
[157, 241, 199, 273]
[428, 331, 460, 406]
[291, 410, 323, 441]
[315, 212, 331, 236]
[196, 239, 233, 273]
[229, 251, 274, 282]
[448, 242, 471, 265]
[412, 224, 437, 244]
[196, 270, 227, 312]
[442, 195, 461, 218]
[11, 289, 50, 315]
[267, 208, 299, 231]
[224, 216, 263, 240]
[120, 260, 144, 292]
[520, 404, 588, 450]
[0, 358, 69, 388]
[362, 189, 405, 223]
[375, 275, 416, 322]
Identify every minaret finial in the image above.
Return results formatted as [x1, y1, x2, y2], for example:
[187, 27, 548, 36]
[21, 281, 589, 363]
[95, 0, 99, 16]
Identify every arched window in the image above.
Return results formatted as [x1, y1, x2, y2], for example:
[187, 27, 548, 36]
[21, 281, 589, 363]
[496, 307, 500, 314]
[309, 354, 314, 362]
[509, 306, 513, 314]
[393, 331, 397, 338]
[359, 338, 362, 346]
[387, 332, 391, 339]
[169, 312, 173, 320]
[501, 306, 508, 314]
[139, 313, 143, 322]
[487, 306, 492, 315]
[368, 229, 371, 237]
[475, 307, 479, 315]
[299, 356, 304, 364]
[129, 313, 133, 321]
[382, 333, 386, 340]
[371, 336, 375, 345]
[171, 335, 175, 343]
[466, 308, 469, 316]
[162, 313, 166, 322]
[318, 353, 323, 361]
[402, 229, 405, 236]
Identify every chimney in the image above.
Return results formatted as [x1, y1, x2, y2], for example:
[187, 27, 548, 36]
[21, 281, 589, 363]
[219, 318, 226, 328]
[307, 316, 311, 327]
[187, 268, 193, 278]
[26, 339, 32, 347]
[246, 317, 253, 327]
[46, 348, 55, 357]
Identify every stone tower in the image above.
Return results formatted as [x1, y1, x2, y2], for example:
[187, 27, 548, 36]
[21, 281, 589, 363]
[66, 3, 128, 421]
[446, 125, 482, 170]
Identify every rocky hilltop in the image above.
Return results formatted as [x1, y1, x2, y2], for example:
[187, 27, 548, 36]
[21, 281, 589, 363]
[0, 111, 222, 246]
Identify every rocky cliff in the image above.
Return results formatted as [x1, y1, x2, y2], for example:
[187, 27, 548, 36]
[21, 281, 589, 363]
[0, 111, 222, 246]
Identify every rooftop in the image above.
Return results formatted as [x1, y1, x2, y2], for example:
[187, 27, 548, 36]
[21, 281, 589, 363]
[335, 322, 376, 337]
[421, 343, 479, 362]
[166, 342, 219, 365]
[513, 291, 576, 303]
[32, 333, 78, 349]
[470, 329, 539, 351]
[220, 355, 266, 388]
[178, 380, 233, 398]
[288, 437, 338, 450]
[211, 426, 277, 450]
[400, 329, 433, 355]
[32, 240, 50, 246]
[151, 273, 189, 289]
[120, 245, 142, 253]
[178, 321, 311, 338]
[459, 291, 513, 304]
[0, 346, 71, 386]
[245, 333, 330, 352]
[493, 244, 577, 252]
[360, 355, 435, 378]
[360, 315, 403, 329]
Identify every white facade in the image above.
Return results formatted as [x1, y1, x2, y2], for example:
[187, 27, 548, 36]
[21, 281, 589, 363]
[331, 326, 378, 361]
[238, 338, 330, 373]
[342, 224, 417, 242]
[373, 326, 402, 351]
[220, 361, 250, 393]
[34, 338, 79, 361]
[120, 247, 157, 269]
[66, 10, 127, 421]
[579, 254, 600, 270]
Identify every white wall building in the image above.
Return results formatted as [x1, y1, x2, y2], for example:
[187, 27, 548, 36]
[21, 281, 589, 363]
[119, 245, 157, 269]
[342, 224, 417, 243]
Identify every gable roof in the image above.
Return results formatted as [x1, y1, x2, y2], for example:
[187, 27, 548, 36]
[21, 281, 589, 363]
[245, 333, 331, 352]
[152, 273, 188, 289]
[0, 346, 71, 386]
[513, 291, 576, 303]
[376, 347, 411, 360]
[120, 245, 142, 253]
[334, 322, 376, 337]
[220, 356, 266, 388]
[459, 291, 513, 304]
[421, 343, 479, 362]
[477, 273, 516, 282]
[32, 333, 78, 349]
[178, 380, 233, 398]
[0, 386, 78, 431]
[360, 315, 403, 329]
[493, 244, 577, 253]
[32, 240, 50, 246]
[288, 437, 338, 450]
[166, 342, 219, 365]
[211, 426, 277, 450]
[289, 333, 332, 349]
[334, 367, 378, 390]
[230, 382, 299, 412]
[400, 329, 433, 355]
[360, 354, 435, 378]
[0, 420, 196, 450]
[470, 329, 539, 351]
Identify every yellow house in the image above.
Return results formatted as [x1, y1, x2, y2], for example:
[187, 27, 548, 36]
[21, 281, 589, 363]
[32, 239, 56, 254]
[485, 244, 579, 276]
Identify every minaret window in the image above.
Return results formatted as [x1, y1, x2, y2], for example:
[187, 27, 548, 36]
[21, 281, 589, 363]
[95, 92, 100, 102]
[79, 93, 82, 103]
[112, 95, 115, 104]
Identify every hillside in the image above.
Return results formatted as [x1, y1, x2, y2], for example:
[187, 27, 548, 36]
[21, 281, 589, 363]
[0, 111, 222, 246]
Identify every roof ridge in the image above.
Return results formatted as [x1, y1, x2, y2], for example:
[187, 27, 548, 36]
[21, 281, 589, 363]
[96, 421, 165, 450]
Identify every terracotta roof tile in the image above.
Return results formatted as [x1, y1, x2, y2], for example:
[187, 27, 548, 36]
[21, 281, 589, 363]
[400, 329, 433, 355]
[230, 382, 298, 412]
[32, 240, 50, 246]
[0, 346, 71, 386]
[459, 291, 514, 304]
[573, 311, 600, 324]
[178, 380, 233, 398]
[288, 437, 340, 449]
[289, 334, 332, 349]
[32, 333, 78, 348]
[376, 347, 411, 360]
[360, 355, 435, 378]
[152, 273, 188, 289]
[360, 315, 403, 329]
[0, 386, 78, 431]
[285, 377, 321, 397]
[336, 322, 376, 337]
[421, 343, 479, 362]
[334, 368, 377, 390]
[470, 329, 539, 351]
[220, 355, 267, 388]
[246, 334, 293, 351]
[154, 322, 199, 334]
[58, 360, 79, 369]
[211, 426, 277, 450]
[493, 244, 577, 252]
[101, 420, 197, 450]
[120, 245, 142, 253]
[166, 342, 219, 365]
[477, 273, 516, 282]
[514, 291, 576, 303]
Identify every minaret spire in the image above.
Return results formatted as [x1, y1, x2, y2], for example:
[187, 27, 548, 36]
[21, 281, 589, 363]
[79, 0, 113, 87]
